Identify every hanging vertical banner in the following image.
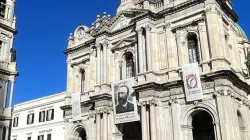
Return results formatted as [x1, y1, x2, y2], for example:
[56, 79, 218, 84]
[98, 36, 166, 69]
[71, 92, 82, 121]
[112, 78, 139, 124]
[182, 62, 203, 102]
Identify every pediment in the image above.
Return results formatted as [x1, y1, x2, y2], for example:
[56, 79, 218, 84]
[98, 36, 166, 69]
[111, 37, 136, 51]
[110, 14, 132, 32]
[110, 10, 148, 32]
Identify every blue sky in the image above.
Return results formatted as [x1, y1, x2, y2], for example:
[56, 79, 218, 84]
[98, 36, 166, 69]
[13, 0, 249, 105]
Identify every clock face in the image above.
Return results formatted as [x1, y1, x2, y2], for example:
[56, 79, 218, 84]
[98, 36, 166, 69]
[77, 29, 85, 39]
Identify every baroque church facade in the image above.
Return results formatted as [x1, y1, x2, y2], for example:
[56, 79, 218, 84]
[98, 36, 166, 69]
[61, 0, 250, 140]
[0, 0, 18, 139]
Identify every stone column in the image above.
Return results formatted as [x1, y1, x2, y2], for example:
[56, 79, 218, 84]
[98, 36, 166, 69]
[103, 108, 108, 140]
[149, 101, 157, 140]
[137, 28, 144, 73]
[5, 127, 9, 140]
[214, 89, 237, 140]
[205, 5, 229, 70]
[140, 102, 148, 140]
[96, 110, 101, 140]
[8, 80, 15, 107]
[145, 25, 152, 71]
[175, 31, 183, 66]
[103, 42, 108, 84]
[96, 44, 101, 85]
[118, 61, 123, 80]
[0, 126, 3, 139]
[170, 97, 182, 140]
[198, 23, 210, 72]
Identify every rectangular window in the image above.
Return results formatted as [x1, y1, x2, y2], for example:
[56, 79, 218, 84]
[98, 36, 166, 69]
[63, 110, 65, 118]
[27, 136, 31, 140]
[47, 134, 51, 140]
[27, 113, 34, 124]
[38, 135, 44, 140]
[13, 117, 19, 127]
[39, 111, 46, 122]
[46, 109, 54, 121]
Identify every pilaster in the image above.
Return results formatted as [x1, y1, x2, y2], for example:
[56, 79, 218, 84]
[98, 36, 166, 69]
[205, 5, 230, 71]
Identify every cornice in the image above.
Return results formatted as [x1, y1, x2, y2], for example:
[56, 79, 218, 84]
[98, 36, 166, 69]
[11, 121, 64, 133]
[172, 17, 205, 32]
[0, 22, 17, 35]
[134, 70, 250, 96]
[13, 98, 65, 113]
[64, 39, 95, 55]
[159, 0, 204, 16]
[215, 0, 239, 22]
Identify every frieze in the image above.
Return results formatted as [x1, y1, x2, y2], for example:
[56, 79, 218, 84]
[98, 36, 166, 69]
[0, 34, 8, 40]
[168, 96, 179, 105]
[65, 110, 72, 117]
[201, 82, 215, 89]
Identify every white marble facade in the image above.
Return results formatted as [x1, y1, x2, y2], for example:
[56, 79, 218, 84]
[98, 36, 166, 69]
[0, 0, 18, 140]
[62, 0, 250, 140]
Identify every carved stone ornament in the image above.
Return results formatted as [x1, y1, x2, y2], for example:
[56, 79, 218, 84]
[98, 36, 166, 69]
[201, 82, 215, 89]
[168, 96, 179, 105]
[136, 28, 143, 34]
[193, 101, 199, 107]
[164, 22, 171, 29]
[145, 25, 152, 31]
[205, 6, 212, 13]
[138, 101, 147, 106]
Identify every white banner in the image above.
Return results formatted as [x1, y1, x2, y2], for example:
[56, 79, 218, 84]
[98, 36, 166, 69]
[71, 93, 82, 121]
[182, 63, 203, 102]
[112, 78, 140, 124]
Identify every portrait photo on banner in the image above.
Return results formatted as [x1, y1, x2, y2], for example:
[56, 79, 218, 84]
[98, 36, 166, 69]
[112, 78, 139, 124]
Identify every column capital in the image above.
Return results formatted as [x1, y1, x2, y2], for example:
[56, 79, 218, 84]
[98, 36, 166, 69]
[163, 22, 171, 29]
[118, 60, 123, 67]
[175, 32, 181, 39]
[95, 43, 102, 49]
[138, 101, 147, 106]
[145, 25, 152, 31]
[149, 100, 157, 106]
[168, 96, 179, 105]
[136, 28, 143, 34]
[102, 41, 109, 47]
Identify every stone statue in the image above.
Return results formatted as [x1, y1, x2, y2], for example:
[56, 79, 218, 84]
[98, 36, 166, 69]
[246, 51, 250, 70]
[10, 48, 16, 62]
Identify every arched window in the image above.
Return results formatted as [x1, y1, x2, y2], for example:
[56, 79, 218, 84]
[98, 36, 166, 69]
[125, 52, 134, 78]
[80, 69, 85, 94]
[188, 35, 200, 63]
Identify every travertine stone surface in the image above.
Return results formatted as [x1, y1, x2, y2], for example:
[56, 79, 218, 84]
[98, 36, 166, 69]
[62, 0, 250, 140]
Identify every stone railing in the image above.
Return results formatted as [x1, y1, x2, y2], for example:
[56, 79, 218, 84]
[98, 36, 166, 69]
[154, 0, 163, 8]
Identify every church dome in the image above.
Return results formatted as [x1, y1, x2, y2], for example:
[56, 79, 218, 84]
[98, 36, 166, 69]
[235, 23, 248, 40]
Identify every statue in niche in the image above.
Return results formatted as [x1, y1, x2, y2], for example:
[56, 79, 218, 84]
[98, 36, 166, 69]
[10, 48, 16, 62]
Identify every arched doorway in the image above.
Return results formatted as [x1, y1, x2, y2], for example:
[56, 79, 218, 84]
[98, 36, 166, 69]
[73, 127, 87, 140]
[192, 111, 215, 140]
[117, 121, 142, 140]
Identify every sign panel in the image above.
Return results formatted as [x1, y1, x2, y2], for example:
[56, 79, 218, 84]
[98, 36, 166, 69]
[112, 78, 139, 124]
[182, 63, 203, 102]
[71, 92, 82, 121]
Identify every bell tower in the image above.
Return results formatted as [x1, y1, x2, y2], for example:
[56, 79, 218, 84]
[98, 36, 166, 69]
[0, 0, 18, 139]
